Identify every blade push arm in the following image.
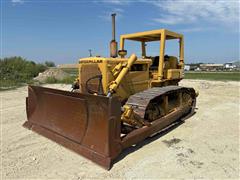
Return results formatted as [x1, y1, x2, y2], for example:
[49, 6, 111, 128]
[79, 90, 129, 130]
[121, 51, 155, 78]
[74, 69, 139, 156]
[107, 54, 137, 97]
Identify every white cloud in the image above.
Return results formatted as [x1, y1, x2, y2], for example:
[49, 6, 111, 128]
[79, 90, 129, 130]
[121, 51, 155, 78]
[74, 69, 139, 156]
[97, 0, 127, 21]
[113, 8, 124, 13]
[99, 0, 239, 29]
[150, 0, 239, 26]
[153, 15, 185, 25]
[99, 8, 125, 21]
[101, 0, 130, 5]
[179, 27, 215, 33]
[11, 0, 24, 3]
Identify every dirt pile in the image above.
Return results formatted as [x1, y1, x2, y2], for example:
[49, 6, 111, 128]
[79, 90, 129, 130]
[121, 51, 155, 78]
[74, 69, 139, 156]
[34, 68, 70, 82]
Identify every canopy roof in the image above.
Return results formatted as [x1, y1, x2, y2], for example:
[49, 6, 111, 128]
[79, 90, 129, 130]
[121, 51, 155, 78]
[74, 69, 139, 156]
[120, 29, 183, 42]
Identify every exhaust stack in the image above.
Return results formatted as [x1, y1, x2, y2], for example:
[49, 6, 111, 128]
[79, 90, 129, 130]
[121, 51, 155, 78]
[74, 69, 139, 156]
[110, 13, 118, 58]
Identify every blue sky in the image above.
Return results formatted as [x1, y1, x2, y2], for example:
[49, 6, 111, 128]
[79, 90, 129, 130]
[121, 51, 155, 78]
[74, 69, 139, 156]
[1, 0, 239, 64]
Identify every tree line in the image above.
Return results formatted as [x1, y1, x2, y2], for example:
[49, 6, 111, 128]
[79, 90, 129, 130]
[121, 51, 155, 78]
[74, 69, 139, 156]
[0, 56, 55, 89]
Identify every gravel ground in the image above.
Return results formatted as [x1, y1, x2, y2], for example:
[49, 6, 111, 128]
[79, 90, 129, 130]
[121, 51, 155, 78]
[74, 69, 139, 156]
[1, 80, 239, 179]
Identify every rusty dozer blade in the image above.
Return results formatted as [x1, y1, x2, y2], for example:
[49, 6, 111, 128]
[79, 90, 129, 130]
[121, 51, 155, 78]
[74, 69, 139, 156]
[23, 86, 122, 169]
[23, 85, 196, 169]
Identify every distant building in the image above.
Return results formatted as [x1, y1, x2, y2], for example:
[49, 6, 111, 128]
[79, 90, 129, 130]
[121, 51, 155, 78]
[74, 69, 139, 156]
[186, 61, 239, 72]
[184, 64, 201, 71]
[190, 64, 200, 71]
[224, 62, 236, 69]
[184, 65, 190, 71]
[233, 61, 240, 68]
[199, 64, 224, 71]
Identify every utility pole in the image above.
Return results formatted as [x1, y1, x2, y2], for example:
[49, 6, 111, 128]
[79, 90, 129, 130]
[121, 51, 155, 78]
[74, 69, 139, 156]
[88, 49, 92, 57]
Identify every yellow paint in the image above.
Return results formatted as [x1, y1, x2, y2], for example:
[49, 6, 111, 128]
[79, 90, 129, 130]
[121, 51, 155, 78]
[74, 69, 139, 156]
[119, 29, 184, 84]
[78, 28, 185, 100]
[108, 54, 137, 95]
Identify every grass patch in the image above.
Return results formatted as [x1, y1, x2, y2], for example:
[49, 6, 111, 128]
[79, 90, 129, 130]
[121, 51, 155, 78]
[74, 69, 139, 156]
[184, 72, 240, 81]
[0, 56, 47, 90]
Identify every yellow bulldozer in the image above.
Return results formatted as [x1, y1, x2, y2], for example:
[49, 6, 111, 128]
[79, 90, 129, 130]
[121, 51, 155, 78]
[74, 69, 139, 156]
[23, 14, 197, 169]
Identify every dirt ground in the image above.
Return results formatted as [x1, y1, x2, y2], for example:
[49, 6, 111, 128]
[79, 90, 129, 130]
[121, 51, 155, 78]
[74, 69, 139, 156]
[1, 80, 239, 179]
